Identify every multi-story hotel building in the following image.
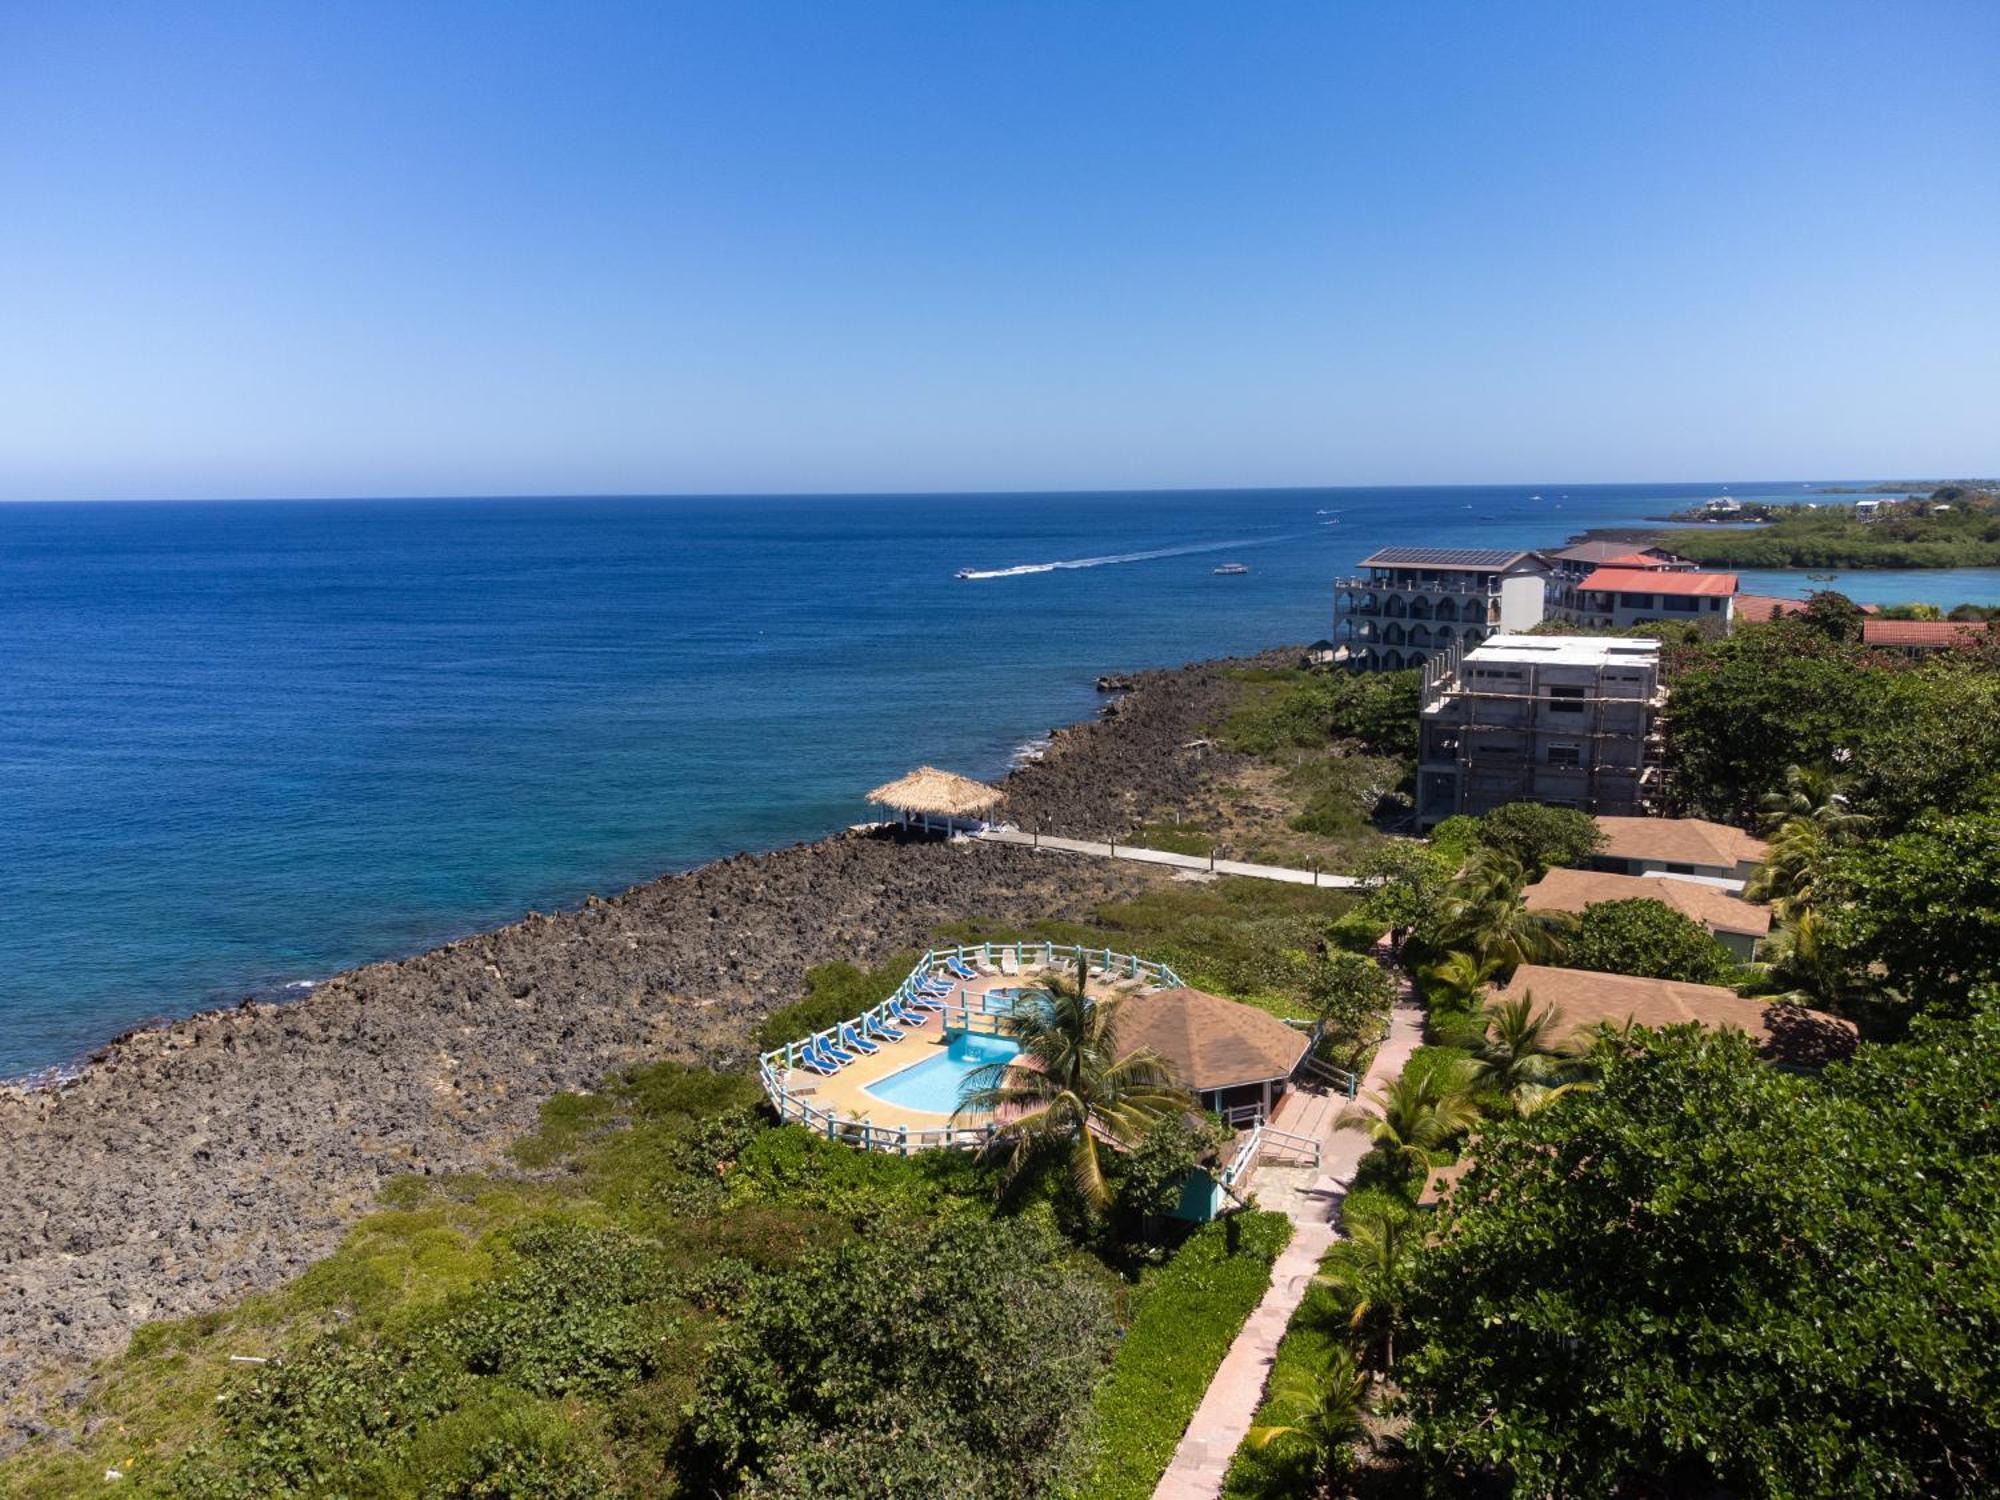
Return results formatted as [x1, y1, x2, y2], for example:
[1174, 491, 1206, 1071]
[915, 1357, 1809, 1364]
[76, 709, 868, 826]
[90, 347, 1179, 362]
[1332, 547, 1554, 672]
[1416, 634, 1665, 828]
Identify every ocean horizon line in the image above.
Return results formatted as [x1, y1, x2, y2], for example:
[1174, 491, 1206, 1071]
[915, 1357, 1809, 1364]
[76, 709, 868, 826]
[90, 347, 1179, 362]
[0, 476, 1930, 506]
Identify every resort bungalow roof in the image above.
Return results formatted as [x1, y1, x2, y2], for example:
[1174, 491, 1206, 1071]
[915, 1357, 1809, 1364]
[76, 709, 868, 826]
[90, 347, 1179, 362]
[866, 765, 1003, 817]
[1862, 619, 1992, 650]
[1524, 867, 1771, 938]
[1577, 567, 1738, 596]
[1116, 988, 1311, 1093]
[1493, 964, 1857, 1068]
[1356, 546, 1550, 572]
[1593, 816, 1768, 871]
[1732, 592, 1799, 623]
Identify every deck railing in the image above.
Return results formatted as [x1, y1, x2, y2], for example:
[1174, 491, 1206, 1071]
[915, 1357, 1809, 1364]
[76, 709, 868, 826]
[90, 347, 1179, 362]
[756, 943, 1186, 1157]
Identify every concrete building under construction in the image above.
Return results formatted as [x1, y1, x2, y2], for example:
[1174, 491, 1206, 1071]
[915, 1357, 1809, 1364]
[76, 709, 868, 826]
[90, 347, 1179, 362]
[1416, 634, 1664, 828]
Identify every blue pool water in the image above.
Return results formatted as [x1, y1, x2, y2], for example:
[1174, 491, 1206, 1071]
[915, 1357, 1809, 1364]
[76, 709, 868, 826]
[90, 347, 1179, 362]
[863, 1030, 1022, 1115]
[3, 483, 1993, 1076]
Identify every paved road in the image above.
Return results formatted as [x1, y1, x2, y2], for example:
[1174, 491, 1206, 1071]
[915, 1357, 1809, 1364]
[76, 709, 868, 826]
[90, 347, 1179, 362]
[973, 828, 1360, 889]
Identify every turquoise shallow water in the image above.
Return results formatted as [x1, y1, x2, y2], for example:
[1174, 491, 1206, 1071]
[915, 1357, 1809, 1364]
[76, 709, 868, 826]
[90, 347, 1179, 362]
[1, 485, 1992, 1076]
[863, 1030, 1023, 1116]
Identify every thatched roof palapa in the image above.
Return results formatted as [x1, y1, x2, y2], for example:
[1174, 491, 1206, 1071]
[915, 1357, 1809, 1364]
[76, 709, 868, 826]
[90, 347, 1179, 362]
[867, 765, 1003, 817]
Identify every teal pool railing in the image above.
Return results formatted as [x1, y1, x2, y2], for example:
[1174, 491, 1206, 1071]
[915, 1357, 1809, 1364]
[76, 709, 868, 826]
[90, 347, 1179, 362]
[756, 942, 1185, 1157]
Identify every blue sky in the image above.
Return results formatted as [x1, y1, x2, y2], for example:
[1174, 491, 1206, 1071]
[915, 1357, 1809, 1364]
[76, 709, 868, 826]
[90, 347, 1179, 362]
[2, 1, 1995, 499]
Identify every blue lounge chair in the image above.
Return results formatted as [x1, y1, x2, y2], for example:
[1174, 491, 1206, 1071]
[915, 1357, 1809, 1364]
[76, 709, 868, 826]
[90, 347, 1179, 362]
[839, 1023, 879, 1056]
[802, 1038, 846, 1072]
[818, 1033, 857, 1066]
[862, 1013, 904, 1044]
[915, 974, 955, 997]
[888, 995, 930, 1027]
[907, 991, 949, 1013]
[944, 955, 979, 981]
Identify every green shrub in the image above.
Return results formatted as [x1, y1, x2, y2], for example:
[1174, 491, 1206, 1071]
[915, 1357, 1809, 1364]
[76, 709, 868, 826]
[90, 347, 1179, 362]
[1219, 668, 1419, 760]
[1063, 1211, 1292, 1500]
[752, 954, 921, 1049]
[1563, 898, 1737, 985]
[686, 1216, 1115, 1498]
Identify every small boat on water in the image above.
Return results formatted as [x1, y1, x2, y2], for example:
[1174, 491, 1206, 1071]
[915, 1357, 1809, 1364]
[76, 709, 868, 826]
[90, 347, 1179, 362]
[1213, 562, 1250, 575]
[954, 567, 976, 580]
[1807, 572, 1839, 580]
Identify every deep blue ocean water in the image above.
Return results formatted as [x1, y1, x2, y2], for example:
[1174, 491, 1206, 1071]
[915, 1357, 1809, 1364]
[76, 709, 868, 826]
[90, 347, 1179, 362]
[3, 484, 1994, 1076]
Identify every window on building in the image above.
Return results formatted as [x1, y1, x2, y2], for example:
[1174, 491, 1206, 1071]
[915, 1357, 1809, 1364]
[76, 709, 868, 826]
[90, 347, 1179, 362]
[1664, 595, 1698, 612]
[1622, 593, 1655, 610]
[1666, 862, 1695, 875]
[1548, 743, 1582, 768]
[1548, 685, 1586, 713]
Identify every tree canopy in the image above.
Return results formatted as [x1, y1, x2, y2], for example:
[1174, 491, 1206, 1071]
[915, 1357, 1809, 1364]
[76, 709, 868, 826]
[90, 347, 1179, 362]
[1401, 1015, 2000, 1497]
[1468, 802, 1604, 876]
[1562, 897, 1738, 985]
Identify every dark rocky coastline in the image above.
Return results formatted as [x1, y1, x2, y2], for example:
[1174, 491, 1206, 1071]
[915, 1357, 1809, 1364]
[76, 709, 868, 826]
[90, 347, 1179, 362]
[0, 650, 1281, 1419]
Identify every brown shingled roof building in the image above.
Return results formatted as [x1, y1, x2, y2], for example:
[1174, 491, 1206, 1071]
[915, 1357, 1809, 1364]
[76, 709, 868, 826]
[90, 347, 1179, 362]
[1493, 964, 1856, 1069]
[1525, 867, 1771, 959]
[1591, 816, 1768, 881]
[1116, 988, 1312, 1123]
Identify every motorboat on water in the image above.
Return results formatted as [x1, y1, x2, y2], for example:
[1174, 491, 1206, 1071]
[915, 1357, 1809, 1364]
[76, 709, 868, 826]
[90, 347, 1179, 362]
[954, 567, 976, 580]
[1213, 562, 1250, 575]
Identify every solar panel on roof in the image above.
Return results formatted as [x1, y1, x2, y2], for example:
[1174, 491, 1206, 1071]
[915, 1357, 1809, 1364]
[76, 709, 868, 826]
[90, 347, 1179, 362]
[1358, 547, 1534, 568]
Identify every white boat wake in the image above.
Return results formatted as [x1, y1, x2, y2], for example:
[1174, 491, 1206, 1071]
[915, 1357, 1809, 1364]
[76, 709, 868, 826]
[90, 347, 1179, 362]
[955, 534, 1295, 580]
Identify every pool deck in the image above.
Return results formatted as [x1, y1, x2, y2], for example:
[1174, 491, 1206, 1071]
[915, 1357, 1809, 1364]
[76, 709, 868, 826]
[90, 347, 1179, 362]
[781, 965, 1153, 1132]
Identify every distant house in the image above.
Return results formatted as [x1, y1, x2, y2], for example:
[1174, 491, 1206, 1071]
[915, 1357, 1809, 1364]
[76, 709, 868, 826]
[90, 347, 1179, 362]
[1490, 964, 1856, 1069]
[1116, 988, 1312, 1127]
[1861, 618, 1992, 657]
[1523, 867, 1772, 960]
[1332, 547, 1554, 673]
[1589, 815, 1767, 884]
[1569, 567, 1738, 632]
[1544, 542, 1694, 618]
[1731, 592, 1798, 624]
[1702, 496, 1743, 516]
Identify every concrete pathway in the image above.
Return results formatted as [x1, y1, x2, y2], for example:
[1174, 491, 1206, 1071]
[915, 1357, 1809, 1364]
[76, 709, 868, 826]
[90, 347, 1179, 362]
[1152, 984, 1426, 1500]
[972, 827, 1360, 889]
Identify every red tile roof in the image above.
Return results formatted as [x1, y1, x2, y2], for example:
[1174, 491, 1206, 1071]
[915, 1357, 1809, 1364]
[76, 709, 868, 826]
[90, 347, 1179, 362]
[1862, 619, 1992, 648]
[1732, 593, 1796, 623]
[1579, 567, 1738, 596]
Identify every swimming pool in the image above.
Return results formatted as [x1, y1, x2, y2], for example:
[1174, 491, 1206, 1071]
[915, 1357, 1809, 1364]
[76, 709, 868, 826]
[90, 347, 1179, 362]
[862, 1030, 1022, 1115]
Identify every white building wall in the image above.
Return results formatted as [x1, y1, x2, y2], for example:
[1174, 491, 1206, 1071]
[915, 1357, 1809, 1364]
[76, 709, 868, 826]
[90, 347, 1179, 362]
[1498, 573, 1550, 632]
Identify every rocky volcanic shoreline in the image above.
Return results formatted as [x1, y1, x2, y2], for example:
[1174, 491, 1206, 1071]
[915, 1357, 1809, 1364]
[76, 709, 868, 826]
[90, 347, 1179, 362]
[0, 649, 1289, 1421]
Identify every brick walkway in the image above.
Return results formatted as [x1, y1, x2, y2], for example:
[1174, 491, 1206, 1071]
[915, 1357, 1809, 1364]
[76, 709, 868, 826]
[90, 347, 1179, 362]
[1152, 984, 1427, 1500]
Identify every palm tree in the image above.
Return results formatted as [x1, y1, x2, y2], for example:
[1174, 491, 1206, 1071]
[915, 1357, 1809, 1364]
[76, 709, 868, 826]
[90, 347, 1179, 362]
[1245, 1346, 1372, 1491]
[1749, 814, 1832, 920]
[1314, 1205, 1418, 1370]
[1418, 950, 1502, 1012]
[1473, 991, 1575, 1101]
[955, 958, 1191, 1209]
[1440, 853, 1573, 969]
[1757, 763, 1872, 841]
[1337, 1063, 1481, 1176]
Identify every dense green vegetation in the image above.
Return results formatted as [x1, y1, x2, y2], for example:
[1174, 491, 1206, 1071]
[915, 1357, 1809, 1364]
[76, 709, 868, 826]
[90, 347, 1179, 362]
[937, 877, 1365, 1026]
[1059, 1213, 1292, 1500]
[1401, 1014, 2000, 1495]
[1211, 666, 1421, 858]
[1656, 494, 2000, 568]
[1217, 666, 1420, 763]
[1562, 896, 1739, 984]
